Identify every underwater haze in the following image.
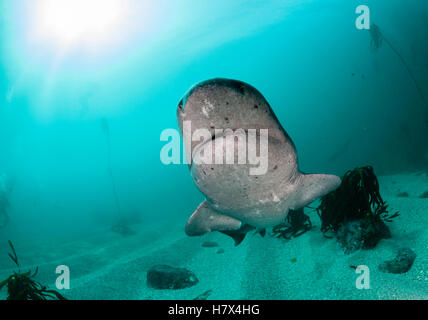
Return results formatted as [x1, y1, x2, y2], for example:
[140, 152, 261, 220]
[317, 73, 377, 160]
[0, 0, 427, 300]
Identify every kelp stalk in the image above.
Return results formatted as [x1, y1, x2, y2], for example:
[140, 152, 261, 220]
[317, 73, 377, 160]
[101, 118, 122, 220]
[370, 23, 427, 108]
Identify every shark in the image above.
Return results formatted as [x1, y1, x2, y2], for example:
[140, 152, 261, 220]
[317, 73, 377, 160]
[177, 78, 341, 245]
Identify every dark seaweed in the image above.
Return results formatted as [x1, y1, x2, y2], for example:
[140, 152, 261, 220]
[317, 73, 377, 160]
[272, 208, 312, 240]
[317, 166, 399, 235]
[0, 241, 67, 300]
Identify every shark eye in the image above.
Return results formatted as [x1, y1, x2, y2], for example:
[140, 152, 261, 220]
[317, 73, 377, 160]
[178, 99, 184, 110]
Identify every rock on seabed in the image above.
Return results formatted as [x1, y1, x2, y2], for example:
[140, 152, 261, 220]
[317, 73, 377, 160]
[147, 265, 199, 289]
[379, 248, 417, 274]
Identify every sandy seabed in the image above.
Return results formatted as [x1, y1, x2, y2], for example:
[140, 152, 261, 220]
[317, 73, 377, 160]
[0, 173, 427, 300]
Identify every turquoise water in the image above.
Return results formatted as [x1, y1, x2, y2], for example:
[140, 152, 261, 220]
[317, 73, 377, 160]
[0, 0, 427, 300]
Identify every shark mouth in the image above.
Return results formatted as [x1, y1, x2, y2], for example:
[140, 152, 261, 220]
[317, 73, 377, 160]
[190, 128, 256, 166]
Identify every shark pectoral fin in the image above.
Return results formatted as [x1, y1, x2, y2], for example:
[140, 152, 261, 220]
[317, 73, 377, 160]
[291, 174, 341, 209]
[185, 201, 242, 237]
[221, 224, 256, 246]
[220, 230, 246, 246]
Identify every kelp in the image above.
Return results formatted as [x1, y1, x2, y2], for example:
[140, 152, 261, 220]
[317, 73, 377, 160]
[317, 166, 399, 236]
[7, 240, 19, 267]
[101, 118, 123, 225]
[369, 23, 383, 51]
[370, 23, 427, 109]
[110, 223, 136, 236]
[272, 208, 312, 240]
[0, 241, 67, 300]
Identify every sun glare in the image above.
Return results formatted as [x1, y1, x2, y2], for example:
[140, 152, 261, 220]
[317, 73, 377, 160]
[34, 0, 128, 47]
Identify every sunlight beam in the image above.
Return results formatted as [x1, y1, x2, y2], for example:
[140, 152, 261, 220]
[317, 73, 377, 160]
[33, 0, 128, 48]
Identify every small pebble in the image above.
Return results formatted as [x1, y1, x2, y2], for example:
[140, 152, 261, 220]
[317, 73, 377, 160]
[396, 191, 409, 198]
[418, 191, 428, 198]
[202, 241, 219, 248]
